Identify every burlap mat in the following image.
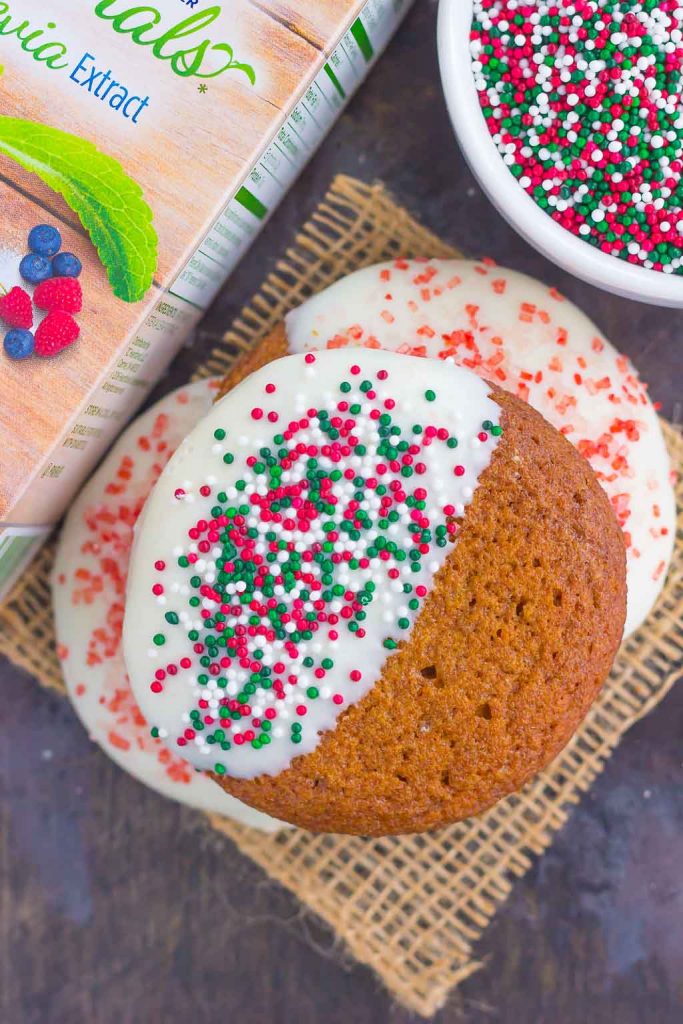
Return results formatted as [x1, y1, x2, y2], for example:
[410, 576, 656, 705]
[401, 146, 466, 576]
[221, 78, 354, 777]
[1, 176, 681, 1017]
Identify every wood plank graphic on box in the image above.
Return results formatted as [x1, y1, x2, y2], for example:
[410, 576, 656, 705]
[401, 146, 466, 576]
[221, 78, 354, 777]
[0, 0, 412, 598]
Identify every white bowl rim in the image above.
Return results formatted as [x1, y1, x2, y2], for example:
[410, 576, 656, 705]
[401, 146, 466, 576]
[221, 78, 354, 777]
[437, 0, 683, 308]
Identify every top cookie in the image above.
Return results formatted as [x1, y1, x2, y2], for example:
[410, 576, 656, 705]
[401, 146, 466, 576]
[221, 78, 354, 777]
[124, 348, 625, 835]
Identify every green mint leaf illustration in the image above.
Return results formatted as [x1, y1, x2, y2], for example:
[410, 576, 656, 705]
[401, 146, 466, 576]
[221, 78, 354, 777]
[0, 116, 157, 303]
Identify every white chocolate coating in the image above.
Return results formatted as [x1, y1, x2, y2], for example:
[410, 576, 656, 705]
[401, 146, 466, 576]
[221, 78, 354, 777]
[123, 350, 501, 779]
[285, 259, 675, 636]
[52, 378, 287, 831]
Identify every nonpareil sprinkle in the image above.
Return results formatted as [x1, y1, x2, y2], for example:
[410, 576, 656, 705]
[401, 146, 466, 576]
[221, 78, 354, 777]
[470, 0, 683, 274]
[142, 358, 503, 770]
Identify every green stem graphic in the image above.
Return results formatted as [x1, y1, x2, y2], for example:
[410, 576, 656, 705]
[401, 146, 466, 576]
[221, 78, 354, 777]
[0, 116, 157, 303]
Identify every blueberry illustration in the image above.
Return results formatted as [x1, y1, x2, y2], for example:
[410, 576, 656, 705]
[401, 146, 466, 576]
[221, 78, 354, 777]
[51, 252, 82, 278]
[28, 224, 62, 257]
[3, 328, 35, 360]
[19, 253, 52, 284]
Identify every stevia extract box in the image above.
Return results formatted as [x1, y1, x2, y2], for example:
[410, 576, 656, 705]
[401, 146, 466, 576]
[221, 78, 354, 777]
[0, 0, 410, 599]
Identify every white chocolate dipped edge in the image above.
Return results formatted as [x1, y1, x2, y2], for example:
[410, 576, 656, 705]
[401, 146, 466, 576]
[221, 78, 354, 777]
[123, 350, 502, 780]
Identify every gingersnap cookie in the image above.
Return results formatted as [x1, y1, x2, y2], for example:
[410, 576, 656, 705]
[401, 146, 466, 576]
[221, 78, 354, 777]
[283, 259, 674, 636]
[53, 377, 287, 831]
[123, 349, 626, 835]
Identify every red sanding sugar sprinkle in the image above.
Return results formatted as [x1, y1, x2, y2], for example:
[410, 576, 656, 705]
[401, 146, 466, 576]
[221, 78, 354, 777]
[470, 1, 683, 274]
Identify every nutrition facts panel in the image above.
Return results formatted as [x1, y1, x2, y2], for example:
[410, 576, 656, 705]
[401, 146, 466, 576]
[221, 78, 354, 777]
[168, 0, 410, 311]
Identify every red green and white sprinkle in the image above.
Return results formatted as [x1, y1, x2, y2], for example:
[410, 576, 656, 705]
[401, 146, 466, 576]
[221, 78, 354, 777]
[123, 350, 502, 779]
[470, 0, 683, 273]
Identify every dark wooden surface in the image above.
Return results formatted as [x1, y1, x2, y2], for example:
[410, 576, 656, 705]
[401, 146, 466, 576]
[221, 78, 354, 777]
[1, 4, 681, 1022]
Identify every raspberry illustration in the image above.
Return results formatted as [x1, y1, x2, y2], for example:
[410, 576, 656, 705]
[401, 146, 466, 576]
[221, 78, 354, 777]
[34, 311, 80, 357]
[34, 277, 83, 314]
[3, 328, 35, 360]
[20, 253, 52, 284]
[0, 286, 33, 328]
[1, 227, 85, 362]
[28, 224, 62, 257]
[52, 252, 82, 278]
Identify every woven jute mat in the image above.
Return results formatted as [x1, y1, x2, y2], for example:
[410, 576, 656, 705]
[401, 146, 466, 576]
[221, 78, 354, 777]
[1, 176, 681, 1017]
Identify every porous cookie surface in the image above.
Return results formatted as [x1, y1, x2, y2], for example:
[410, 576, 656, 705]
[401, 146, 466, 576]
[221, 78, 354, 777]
[124, 350, 503, 780]
[132, 350, 626, 835]
[285, 259, 674, 636]
[53, 378, 286, 831]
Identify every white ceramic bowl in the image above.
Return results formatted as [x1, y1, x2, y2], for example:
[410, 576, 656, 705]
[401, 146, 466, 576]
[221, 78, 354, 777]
[437, 0, 683, 308]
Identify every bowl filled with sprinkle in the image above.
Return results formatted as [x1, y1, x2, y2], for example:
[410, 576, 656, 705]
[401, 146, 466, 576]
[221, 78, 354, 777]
[438, 0, 683, 307]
